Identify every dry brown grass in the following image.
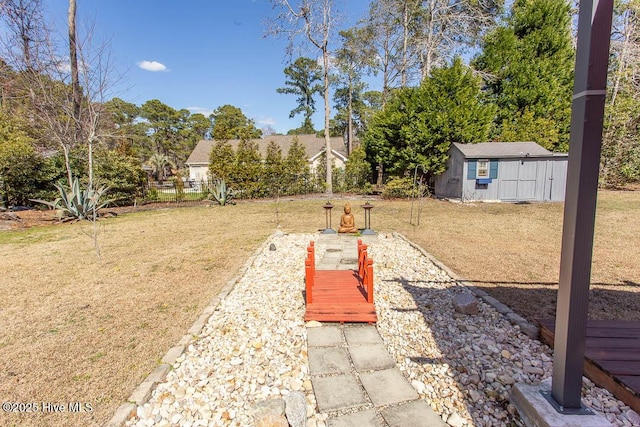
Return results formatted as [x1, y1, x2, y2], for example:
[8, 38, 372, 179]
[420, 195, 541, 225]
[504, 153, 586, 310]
[0, 203, 276, 427]
[0, 191, 638, 426]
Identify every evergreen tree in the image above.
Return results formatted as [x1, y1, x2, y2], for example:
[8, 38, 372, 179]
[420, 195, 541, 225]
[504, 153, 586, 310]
[284, 137, 310, 194]
[363, 58, 494, 178]
[208, 141, 236, 181]
[286, 117, 316, 135]
[210, 104, 261, 141]
[233, 139, 263, 198]
[343, 147, 372, 192]
[277, 57, 322, 133]
[264, 140, 285, 194]
[93, 147, 146, 206]
[473, 0, 574, 151]
[103, 97, 149, 158]
[333, 28, 376, 153]
[498, 109, 560, 150]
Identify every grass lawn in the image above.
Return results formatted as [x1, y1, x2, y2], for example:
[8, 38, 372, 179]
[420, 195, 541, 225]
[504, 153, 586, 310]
[0, 190, 638, 426]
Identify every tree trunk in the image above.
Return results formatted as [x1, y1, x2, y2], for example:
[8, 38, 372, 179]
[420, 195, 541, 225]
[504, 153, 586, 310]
[68, 0, 81, 140]
[347, 72, 353, 155]
[610, 8, 632, 107]
[323, 46, 332, 194]
[421, 9, 435, 80]
[401, 0, 409, 87]
[62, 144, 74, 189]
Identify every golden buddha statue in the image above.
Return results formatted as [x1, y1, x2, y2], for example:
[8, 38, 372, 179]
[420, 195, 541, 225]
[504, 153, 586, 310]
[338, 202, 358, 233]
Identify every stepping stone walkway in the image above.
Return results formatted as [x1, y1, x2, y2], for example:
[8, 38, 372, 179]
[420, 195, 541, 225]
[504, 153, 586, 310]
[308, 234, 446, 427]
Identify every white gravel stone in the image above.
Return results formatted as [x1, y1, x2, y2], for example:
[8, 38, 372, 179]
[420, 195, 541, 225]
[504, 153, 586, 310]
[123, 233, 633, 427]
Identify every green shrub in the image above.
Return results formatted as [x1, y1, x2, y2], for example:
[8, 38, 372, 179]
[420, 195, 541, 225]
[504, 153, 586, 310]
[170, 175, 185, 202]
[0, 121, 58, 206]
[382, 177, 415, 199]
[343, 147, 372, 193]
[145, 187, 159, 202]
[93, 149, 146, 206]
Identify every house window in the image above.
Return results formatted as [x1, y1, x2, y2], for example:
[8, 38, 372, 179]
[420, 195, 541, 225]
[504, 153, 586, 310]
[477, 160, 489, 178]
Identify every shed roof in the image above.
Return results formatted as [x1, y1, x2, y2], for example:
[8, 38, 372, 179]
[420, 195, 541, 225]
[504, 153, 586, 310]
[186, 134, 347, 165]
[452, 142, 561, 159]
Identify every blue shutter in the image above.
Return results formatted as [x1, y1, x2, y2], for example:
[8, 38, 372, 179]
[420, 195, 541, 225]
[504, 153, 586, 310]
[467, 160, 477, 179]
[489, 160, 498, 179]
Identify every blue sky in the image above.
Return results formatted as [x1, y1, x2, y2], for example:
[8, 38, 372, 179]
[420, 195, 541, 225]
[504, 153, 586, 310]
[42, 0, 371, 134]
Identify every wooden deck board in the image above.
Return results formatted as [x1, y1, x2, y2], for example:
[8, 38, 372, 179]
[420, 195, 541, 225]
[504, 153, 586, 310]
[537, 318, 640, 414]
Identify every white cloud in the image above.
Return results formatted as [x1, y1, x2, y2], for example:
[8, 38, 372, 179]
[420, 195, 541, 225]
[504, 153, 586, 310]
[316, 55, 338, 70]
[57, 62, 71, 73]
[138, 60, 168, 72]
[56, 58, 87, 74]
[258, 117, 277, 126]
[187, 106, 213, 116]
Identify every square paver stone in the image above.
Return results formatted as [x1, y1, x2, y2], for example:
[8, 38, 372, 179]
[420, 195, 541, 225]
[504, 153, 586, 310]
[381, 400, 446, 427]
[323, 253, 343, 260]
[318, 262, 340, 270]
[312, 374, 368, 413]
[359, 368, 419, 407]
[349, 343, 396, 372]
[308, 347, 351, 375]
[344, 326, 384, 346]
[307, 326, 343, 347]
[328, 409, 385, 427]
[341, 247, 358, 257]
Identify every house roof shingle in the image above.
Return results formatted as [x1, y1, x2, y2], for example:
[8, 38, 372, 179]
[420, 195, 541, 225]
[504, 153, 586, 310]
[186, 134, 347, 165]
[452, 142, 562, 159]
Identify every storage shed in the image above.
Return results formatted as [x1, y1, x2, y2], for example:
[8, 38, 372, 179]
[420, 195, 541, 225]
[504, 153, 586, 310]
[434, 142, 568, 202]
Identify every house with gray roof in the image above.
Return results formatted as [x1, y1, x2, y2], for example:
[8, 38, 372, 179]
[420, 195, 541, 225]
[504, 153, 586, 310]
[185, 134, 348, 183]
[434, 142, 568, 202]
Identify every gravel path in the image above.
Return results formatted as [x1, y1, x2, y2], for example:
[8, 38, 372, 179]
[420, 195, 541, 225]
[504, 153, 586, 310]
[125, 232, 639, 427]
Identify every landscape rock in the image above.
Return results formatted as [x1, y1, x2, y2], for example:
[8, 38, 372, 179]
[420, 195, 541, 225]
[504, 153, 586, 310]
[0, 212, 21, 222]
[123, 233, 633, 427]
[452, 293, 479, 315]
[305, 320, 322, 328]
[446, 411, 465, 427]
[626, 409, 640, 425]
[251, 398, 286, 418]
[284, 391, 307, 427]
[255, 414, 289, 427]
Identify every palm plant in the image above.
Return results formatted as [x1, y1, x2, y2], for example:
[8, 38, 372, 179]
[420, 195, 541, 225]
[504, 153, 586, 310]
[147, 153, 174, 181]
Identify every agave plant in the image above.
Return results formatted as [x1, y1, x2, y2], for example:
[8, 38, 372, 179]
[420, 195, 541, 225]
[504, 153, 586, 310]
[32, 177, 112, 221]
[207, 179, 235, 206]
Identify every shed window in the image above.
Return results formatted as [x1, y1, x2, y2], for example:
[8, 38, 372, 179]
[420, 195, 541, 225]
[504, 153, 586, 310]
[477, 160, 489, 178]
[467, 159, 499, 179]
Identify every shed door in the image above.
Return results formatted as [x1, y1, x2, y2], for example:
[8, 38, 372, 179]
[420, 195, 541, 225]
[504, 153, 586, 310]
[547, 159, 568, 201]
[498, 160, 538, 201]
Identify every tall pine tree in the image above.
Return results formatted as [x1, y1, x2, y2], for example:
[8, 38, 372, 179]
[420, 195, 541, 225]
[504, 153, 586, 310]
[473, 0, 574, 151]
[277, 57, 322, 132]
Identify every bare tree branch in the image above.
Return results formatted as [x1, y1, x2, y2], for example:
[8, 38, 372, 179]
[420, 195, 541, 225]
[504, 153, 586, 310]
[267, 0, 343, 194]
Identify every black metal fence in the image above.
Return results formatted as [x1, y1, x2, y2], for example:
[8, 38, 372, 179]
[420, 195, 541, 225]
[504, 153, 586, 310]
[142, 177, 323, 203]
[143, 180, 212, 203]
